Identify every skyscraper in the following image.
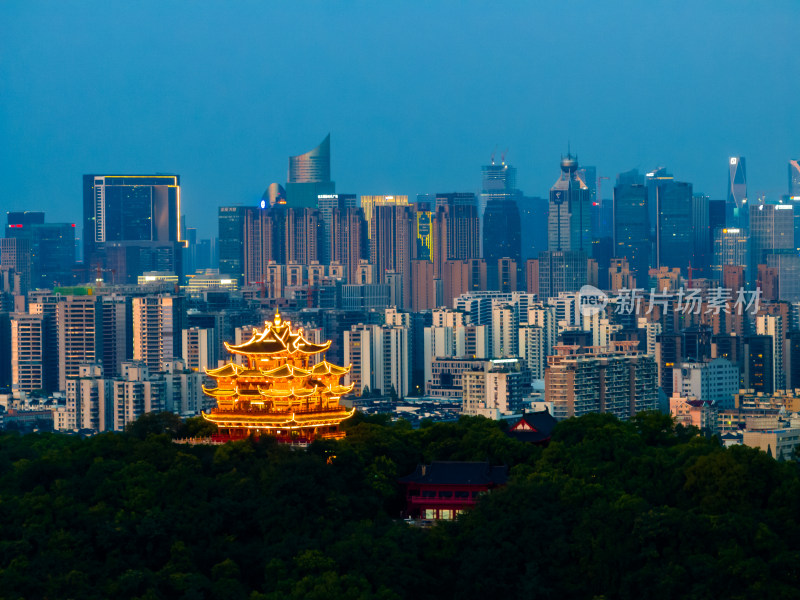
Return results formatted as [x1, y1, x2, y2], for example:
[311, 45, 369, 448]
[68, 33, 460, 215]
[517, 196, 549, 261]
[645, 167, 673, 234]
[483, 198, 521, 289]
[613, 169, 650, 286]
[540, 155, 590, 298]
[479, 160, 517, 221]
[431, 194, 480, 278]
[656, 181, 693, 274]
[749, 203, 794, 286]
[548, 155, 591, 252]
[285, 134, 335, 207]
[691, 194, 711, 276]
[727, 156, 748, 229]
[790, 160, 800, 197]
[82, 175, 182, 278]
[218, 206, 248, 283]
[289, 134, 331, 183]
[712, 228, 748, 281]
[317, 193, 358, 264]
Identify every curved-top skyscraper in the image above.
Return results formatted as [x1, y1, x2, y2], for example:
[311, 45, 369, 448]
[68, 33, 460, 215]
[284, 134, 335, 208]
[288, 134, 331, 183]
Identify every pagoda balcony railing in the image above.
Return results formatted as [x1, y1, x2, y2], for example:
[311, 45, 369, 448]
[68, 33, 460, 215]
[209, 405, 348, 416]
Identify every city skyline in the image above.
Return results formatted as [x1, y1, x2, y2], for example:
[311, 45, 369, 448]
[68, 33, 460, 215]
[2, 1, 799, 239]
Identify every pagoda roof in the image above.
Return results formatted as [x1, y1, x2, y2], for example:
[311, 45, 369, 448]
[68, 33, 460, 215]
[225, 310, 331, 356]
[239, 369, 265, 377]
[311, 361, 351, 376]
[508, 410, 557, 436]
[263, 363, 311, 378]
[205, 363, 241, 377]
[328, 383, 355, 396]
[202, 386, 237, 397]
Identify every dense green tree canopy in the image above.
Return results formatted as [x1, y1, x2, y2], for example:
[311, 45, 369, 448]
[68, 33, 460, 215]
[0, 412, 798, 599]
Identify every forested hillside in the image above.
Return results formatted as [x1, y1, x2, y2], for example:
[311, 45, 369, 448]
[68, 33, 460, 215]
[1, 412, 798, 600]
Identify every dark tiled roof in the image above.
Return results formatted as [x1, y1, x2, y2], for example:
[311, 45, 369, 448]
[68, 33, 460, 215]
[510, 410, 557, 434]
[399, 461, 508, 486]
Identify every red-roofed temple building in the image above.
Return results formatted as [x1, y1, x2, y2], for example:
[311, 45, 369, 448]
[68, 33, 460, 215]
[399, 462, 508, 521]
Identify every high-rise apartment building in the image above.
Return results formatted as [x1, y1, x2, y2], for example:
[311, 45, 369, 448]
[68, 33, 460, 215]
[83, 175, 182, 280]
[727, 156, 748, 228]
[462, 362, 529, 419]
[242, 204, 322, 286]
[370, 205, 414, 309]
[182, 327, 217, 371]
[756, 314, 785, 391]
[317, 193, 358, 265]
[132, 295, 183, 372]
[329, 207, 368, 284]
[744, 335, 774, 394]
[57, 295, 104, 391]
[360, 195, 410, 239]
[285, 134, 335, 207]
[545, 343, 657, 420]
[491, 303, 518, 358]
[66, 364, 112, 432]
[672, 358, 740, 409]
[112, 362, 166, 431]
[344, 322, 411, 398]
[10, 313, 44, 393]
[411, 260, 439, 311]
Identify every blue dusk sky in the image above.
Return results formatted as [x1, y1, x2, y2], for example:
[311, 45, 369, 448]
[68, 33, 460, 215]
[1, 0, 798, 239]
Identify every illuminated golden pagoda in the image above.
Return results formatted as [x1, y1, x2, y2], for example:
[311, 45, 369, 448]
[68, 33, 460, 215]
[202, 310, 355, 443]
